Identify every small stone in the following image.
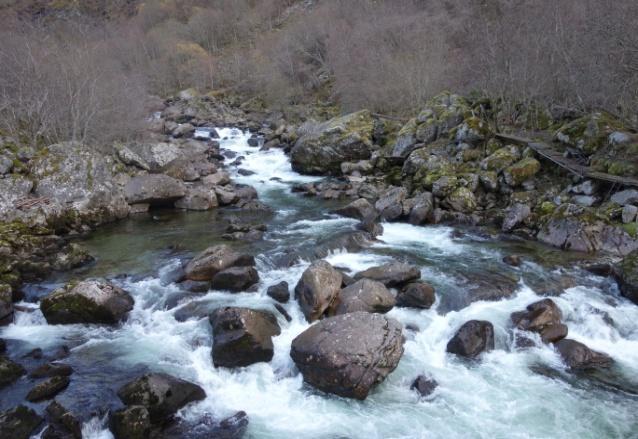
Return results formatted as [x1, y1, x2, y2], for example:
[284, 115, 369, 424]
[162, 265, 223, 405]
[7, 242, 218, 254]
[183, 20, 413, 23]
[503, 255, 522, 267]
[446, 320, 494, 358]
[621, 205, 638, 224]
[266, 281, 290, 303]
[411, 375, 438, 398]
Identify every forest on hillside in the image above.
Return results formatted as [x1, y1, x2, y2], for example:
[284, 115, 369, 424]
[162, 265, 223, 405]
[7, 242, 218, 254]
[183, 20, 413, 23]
[0, 0, 637, 145]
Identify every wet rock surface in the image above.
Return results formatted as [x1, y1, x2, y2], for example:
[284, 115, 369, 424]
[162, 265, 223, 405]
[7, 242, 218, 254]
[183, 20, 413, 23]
[209, 307, 281, 368]
[295, 260, 342, 322]
[446, 320, 495, 358]
[290, 312, 404, 400]
[334, 279, 395, 315]
[40, 280, 134, 325]
[354, 262, 421, 287]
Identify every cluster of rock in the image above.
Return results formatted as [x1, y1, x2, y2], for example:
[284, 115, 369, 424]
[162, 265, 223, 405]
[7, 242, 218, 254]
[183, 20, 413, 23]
[285, 93, 638, 257]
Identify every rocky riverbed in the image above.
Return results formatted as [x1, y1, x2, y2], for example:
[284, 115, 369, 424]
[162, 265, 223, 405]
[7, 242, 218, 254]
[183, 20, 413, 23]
[1, 91, 638, 438]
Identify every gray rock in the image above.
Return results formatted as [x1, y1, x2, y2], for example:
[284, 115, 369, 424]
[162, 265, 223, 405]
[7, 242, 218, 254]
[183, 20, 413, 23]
[510, 299, 567, 343]
[617, 250, 638, 304]
[174, 186, 218, 211]
[570, 180, 597, 196]
[411, 375, 438, 398]
[408, 192, 434, 225]
[334, 198, 377, 222]
[554, 339, 613, 370]
[0, 356, 25, 388]
[40, 280, 134, 325]
[291, 111, 375, 175]
[26, 376, 70, 402]
[622, 205, 638, 224]
[611, 189, 638, 206]
[572, 195, 598, 207]
[396, 282, 435, 309]
[124, 174, 186, 205]
[354, 262, 421, 287]
[295, 260, 342, 322]
[375, 187, 407, 221]
[211, 266, 259, 292]
[185, 245, 255, 281]
[110, 405, 151, 439]
[290, 312, 404, 400]
[210, 307, 281, 368]
[0, 405, 43, 439]
[0, 155, 13, 174]
[172, 123, 195, 138]
[266, 281, 289, 303]
[334, 279, 395, 315]
[117, 146, 150, 170]
[202, 171, 231, 187]
[446, 320, 494, 358]
[502, 203, 531, 232]
[117, 373, 206, 424]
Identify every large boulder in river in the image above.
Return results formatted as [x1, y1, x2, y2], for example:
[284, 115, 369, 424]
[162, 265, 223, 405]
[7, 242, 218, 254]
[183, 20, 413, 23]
[290, 312, 404, 400]
[124, 174, 186, 206]
[375, 187, 407, 221]
[354, 262, 421, 287]
[117, 373, 206, 424]
[209, 307, 281, 368]
[616, 249, 638, 305]
[554, 339, 613, 371]
[334, 279, 395, 315]
[511, 299, 567, 343]
[0, 405, 43, 439]
[295, 260, 342, 322]
[291, 110, 375, 175]
[446, 320, 494, 358]
[40, 280, 134, 325]
[185, 245, 255, 281]
[110, 405, 151, 439]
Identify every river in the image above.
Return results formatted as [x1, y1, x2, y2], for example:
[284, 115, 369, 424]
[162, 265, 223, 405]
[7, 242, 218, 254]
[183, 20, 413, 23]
[2, 128, 637, 438]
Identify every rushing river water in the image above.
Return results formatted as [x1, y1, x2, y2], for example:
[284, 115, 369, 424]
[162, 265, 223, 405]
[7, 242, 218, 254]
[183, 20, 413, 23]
[2, 129, 638, 438]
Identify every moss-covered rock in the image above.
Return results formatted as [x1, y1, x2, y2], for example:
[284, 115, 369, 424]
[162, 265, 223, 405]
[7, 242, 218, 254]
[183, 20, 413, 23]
[617, 250, 638, 304]
[481, 147, 519, 172]
[0, 356, 25, 388]
[291, 110, 375, 175]
[445, 187, 477, 213]
[504, 157, 541, 186]
[40, 279, 134, 325]
[554, 112, 625, 155]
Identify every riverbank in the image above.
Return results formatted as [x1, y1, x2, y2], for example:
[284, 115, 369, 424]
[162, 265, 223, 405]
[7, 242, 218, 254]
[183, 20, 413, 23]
[1, 90, 638, 438]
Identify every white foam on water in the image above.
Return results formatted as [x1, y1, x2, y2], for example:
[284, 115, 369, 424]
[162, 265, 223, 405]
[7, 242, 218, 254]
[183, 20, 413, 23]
[375, 223, 466, 255]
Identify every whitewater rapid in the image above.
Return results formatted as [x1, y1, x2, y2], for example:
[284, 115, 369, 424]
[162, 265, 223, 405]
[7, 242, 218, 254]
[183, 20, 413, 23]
[4, 129, 638, 438]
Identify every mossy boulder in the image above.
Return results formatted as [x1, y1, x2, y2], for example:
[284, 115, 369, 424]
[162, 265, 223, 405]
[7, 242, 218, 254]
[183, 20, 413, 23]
[0, 405, 43, 439]
[291, 110, 375, 175]
[504, 157, 541, 187]
[481, 147, 519, 172]
[0, 356, 25, 388]
[554, 112, 625, 155]
[391, 118, 418, 158]
[445, 187, 477, 213]
[40, 279, 134, 325]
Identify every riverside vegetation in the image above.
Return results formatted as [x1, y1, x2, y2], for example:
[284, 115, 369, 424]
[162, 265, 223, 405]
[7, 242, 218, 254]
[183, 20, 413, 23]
[1, 1, 638, 438]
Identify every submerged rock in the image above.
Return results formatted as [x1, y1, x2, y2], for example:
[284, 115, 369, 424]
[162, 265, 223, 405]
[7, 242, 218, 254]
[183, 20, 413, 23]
[0, 405, 43, 439]
[354, 262, 421, 287]
[161, 411, 249, 439]
[0, 356, 25, 388]
[554, 339, 613, 371]
[40, 280, 134, 325]
[26, 376, 70, 402]
[290, 312, 404, 400]
[117, 373, 206, 425]
[295, 260, 342, 322]
[184, 245, 255, 282]
[210, 307, 281, 368]
[411, 375, 438, 398]
[446, 320, 494, 358]
[334, 279, 395, 315]
[110, 405, 151, 439]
